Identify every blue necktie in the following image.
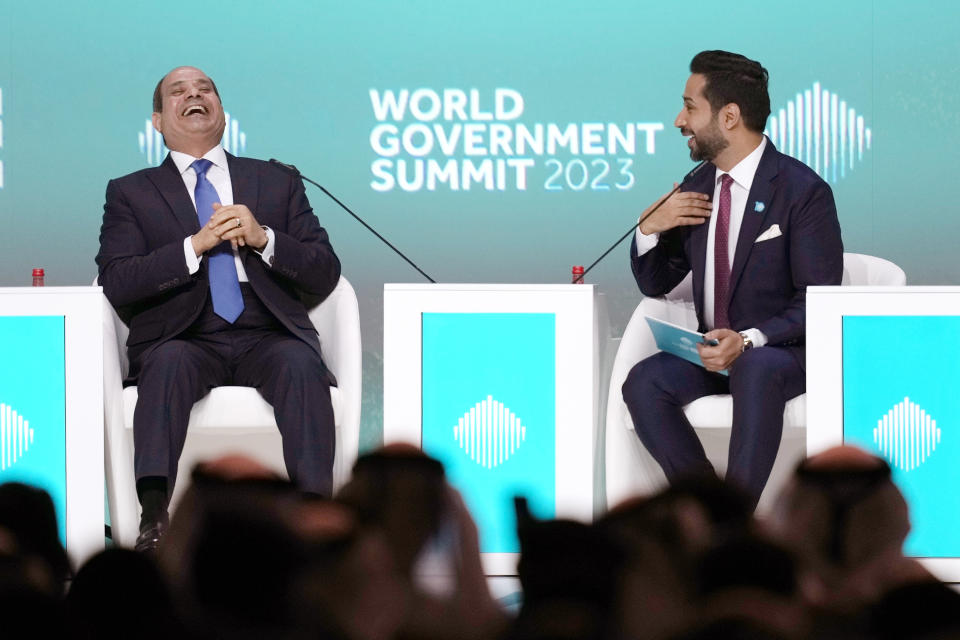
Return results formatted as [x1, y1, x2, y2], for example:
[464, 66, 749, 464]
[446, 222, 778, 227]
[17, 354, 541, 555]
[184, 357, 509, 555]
[191, 159, 244, 323]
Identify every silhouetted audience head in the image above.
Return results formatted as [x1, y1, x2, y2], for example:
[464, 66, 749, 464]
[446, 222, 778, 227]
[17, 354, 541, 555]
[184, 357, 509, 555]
[157, 454, 412, 640]
[6, 443, 958, 640]
[294, 500, 408, 640]
[599, 486, 711, 640]
[0, 557, 67, 637]
[66, 548, 182, 640]
[770, 447, 908, 567]
[337, 445, 508, 640]
[0, 482, 70, 586]
[337, 444, 447, 575]
[667, 473, 755, 537]
[598, 476, 769, 640]
[159, 462, 314, 639]
[511, 497, 624, 640]
[692, 535, 807, 638]
[767, 446, 924, 613]
[604, 473, 754, 559]
[697, 536, 796, 599]
[0, 486, 69, 637]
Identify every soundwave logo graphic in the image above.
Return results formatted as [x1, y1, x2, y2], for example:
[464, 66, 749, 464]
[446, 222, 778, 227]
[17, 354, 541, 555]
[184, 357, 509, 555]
[764, 82, 872, 183]
[0, 87, 5, 189]
[452, 395, 527, 469]
[0, 403, 36, 471]
[138, 112, 247, 166]
[873, 397, 941, 472]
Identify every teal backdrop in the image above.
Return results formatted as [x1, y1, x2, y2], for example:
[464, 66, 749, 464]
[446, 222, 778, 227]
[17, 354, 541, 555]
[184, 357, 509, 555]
[2, 0, 959, 451]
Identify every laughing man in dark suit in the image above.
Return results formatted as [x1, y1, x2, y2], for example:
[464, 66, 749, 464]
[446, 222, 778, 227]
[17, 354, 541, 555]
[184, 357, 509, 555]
[622, 51, 843, 506]
[97, 66, 341, 551]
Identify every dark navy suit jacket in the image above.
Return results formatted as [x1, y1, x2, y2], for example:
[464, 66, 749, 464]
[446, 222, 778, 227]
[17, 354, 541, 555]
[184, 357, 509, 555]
[96, 153, 341, 381]
[630, 140, 843, 370]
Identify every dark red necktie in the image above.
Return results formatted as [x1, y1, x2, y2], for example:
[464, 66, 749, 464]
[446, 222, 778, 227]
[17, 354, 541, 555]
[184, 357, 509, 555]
[713, 174, 734, 329]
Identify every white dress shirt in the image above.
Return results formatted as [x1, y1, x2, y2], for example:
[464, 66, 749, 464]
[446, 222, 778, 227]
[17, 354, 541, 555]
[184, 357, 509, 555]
[635, 137, 769, 347]
[170, 145, 275, 281]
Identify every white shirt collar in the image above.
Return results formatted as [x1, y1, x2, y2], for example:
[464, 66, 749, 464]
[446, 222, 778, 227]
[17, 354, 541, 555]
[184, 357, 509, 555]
[169, 145, 228, 176]
[715, 135, 767, 191]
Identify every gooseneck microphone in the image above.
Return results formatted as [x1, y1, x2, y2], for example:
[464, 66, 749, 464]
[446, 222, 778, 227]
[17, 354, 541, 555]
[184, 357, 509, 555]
[269, 159, 437, 283]
[574, 160, 708, 283]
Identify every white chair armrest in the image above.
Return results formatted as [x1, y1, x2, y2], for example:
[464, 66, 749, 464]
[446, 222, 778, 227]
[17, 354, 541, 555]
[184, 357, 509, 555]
[604, 291, 701, 508]
[842, 253, 907, 286]
[607, 295, 697, 403]
[308, 276, 362, 490]
[101, 296, 138, 547]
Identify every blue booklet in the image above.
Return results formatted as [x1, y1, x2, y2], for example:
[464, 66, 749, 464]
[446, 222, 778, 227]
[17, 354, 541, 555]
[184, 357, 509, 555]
[644, 316, 729, 376]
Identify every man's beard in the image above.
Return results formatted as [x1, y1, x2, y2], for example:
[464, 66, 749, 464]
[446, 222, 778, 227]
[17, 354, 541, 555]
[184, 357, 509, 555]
[689, 117, 729, 162]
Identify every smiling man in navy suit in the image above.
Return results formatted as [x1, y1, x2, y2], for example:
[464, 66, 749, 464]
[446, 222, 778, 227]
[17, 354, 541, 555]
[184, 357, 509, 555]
[97, 66, 341, 552]
[622, 51, 843, 507]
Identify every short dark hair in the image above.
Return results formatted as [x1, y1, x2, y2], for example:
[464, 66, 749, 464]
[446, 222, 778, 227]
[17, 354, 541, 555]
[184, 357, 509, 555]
[690, 50, 770, 134]
[152, 69, 221, 113]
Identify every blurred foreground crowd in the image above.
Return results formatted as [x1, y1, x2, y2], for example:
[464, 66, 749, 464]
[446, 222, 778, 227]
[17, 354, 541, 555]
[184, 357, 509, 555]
[0, 444, 958, 639]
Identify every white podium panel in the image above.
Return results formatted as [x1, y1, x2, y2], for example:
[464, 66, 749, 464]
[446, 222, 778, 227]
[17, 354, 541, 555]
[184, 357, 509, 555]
[0, 287, 104, 566]
[808, 286, 960, 581]
[384, 284, 597, 575]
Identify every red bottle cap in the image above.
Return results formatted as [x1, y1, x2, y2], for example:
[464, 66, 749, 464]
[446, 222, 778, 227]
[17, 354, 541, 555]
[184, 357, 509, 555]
[32, 268, 45, 277]
[572, 266, 584, 274]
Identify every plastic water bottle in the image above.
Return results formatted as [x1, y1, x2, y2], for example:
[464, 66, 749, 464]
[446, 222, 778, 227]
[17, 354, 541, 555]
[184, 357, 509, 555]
[572, 265, 585, 284]
[32, 268, 45, 287]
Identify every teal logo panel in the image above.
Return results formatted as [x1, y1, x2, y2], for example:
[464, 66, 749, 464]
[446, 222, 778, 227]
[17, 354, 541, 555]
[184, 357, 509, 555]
[422, 313, 555, 553]
[843, 316, 960, 558]
[0, 317, 66, 544]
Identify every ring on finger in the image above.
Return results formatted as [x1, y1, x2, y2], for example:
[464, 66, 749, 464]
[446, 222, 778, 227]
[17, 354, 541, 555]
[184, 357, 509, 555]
[235, 217, 242, 228]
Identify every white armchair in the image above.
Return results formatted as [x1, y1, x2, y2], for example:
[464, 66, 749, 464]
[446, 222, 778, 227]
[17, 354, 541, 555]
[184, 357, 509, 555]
[102, 276, 362, 547]
[604, 253, 906, 511]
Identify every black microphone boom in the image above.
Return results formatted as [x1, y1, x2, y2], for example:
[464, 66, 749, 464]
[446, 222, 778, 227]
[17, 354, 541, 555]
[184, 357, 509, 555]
[574, 160, 708, 283]
[269, 159, 436, 283]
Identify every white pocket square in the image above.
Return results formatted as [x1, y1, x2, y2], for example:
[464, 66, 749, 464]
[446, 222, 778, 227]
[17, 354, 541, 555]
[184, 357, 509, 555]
[755, 224, 782, 243]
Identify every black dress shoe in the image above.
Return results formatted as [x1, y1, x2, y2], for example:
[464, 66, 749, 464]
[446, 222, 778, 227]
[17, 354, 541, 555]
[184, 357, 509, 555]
[135, 520, 167, 555]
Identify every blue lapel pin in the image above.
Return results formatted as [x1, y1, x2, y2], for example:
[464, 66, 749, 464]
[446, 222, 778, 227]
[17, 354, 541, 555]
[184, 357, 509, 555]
[754, 201, 765, 213]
